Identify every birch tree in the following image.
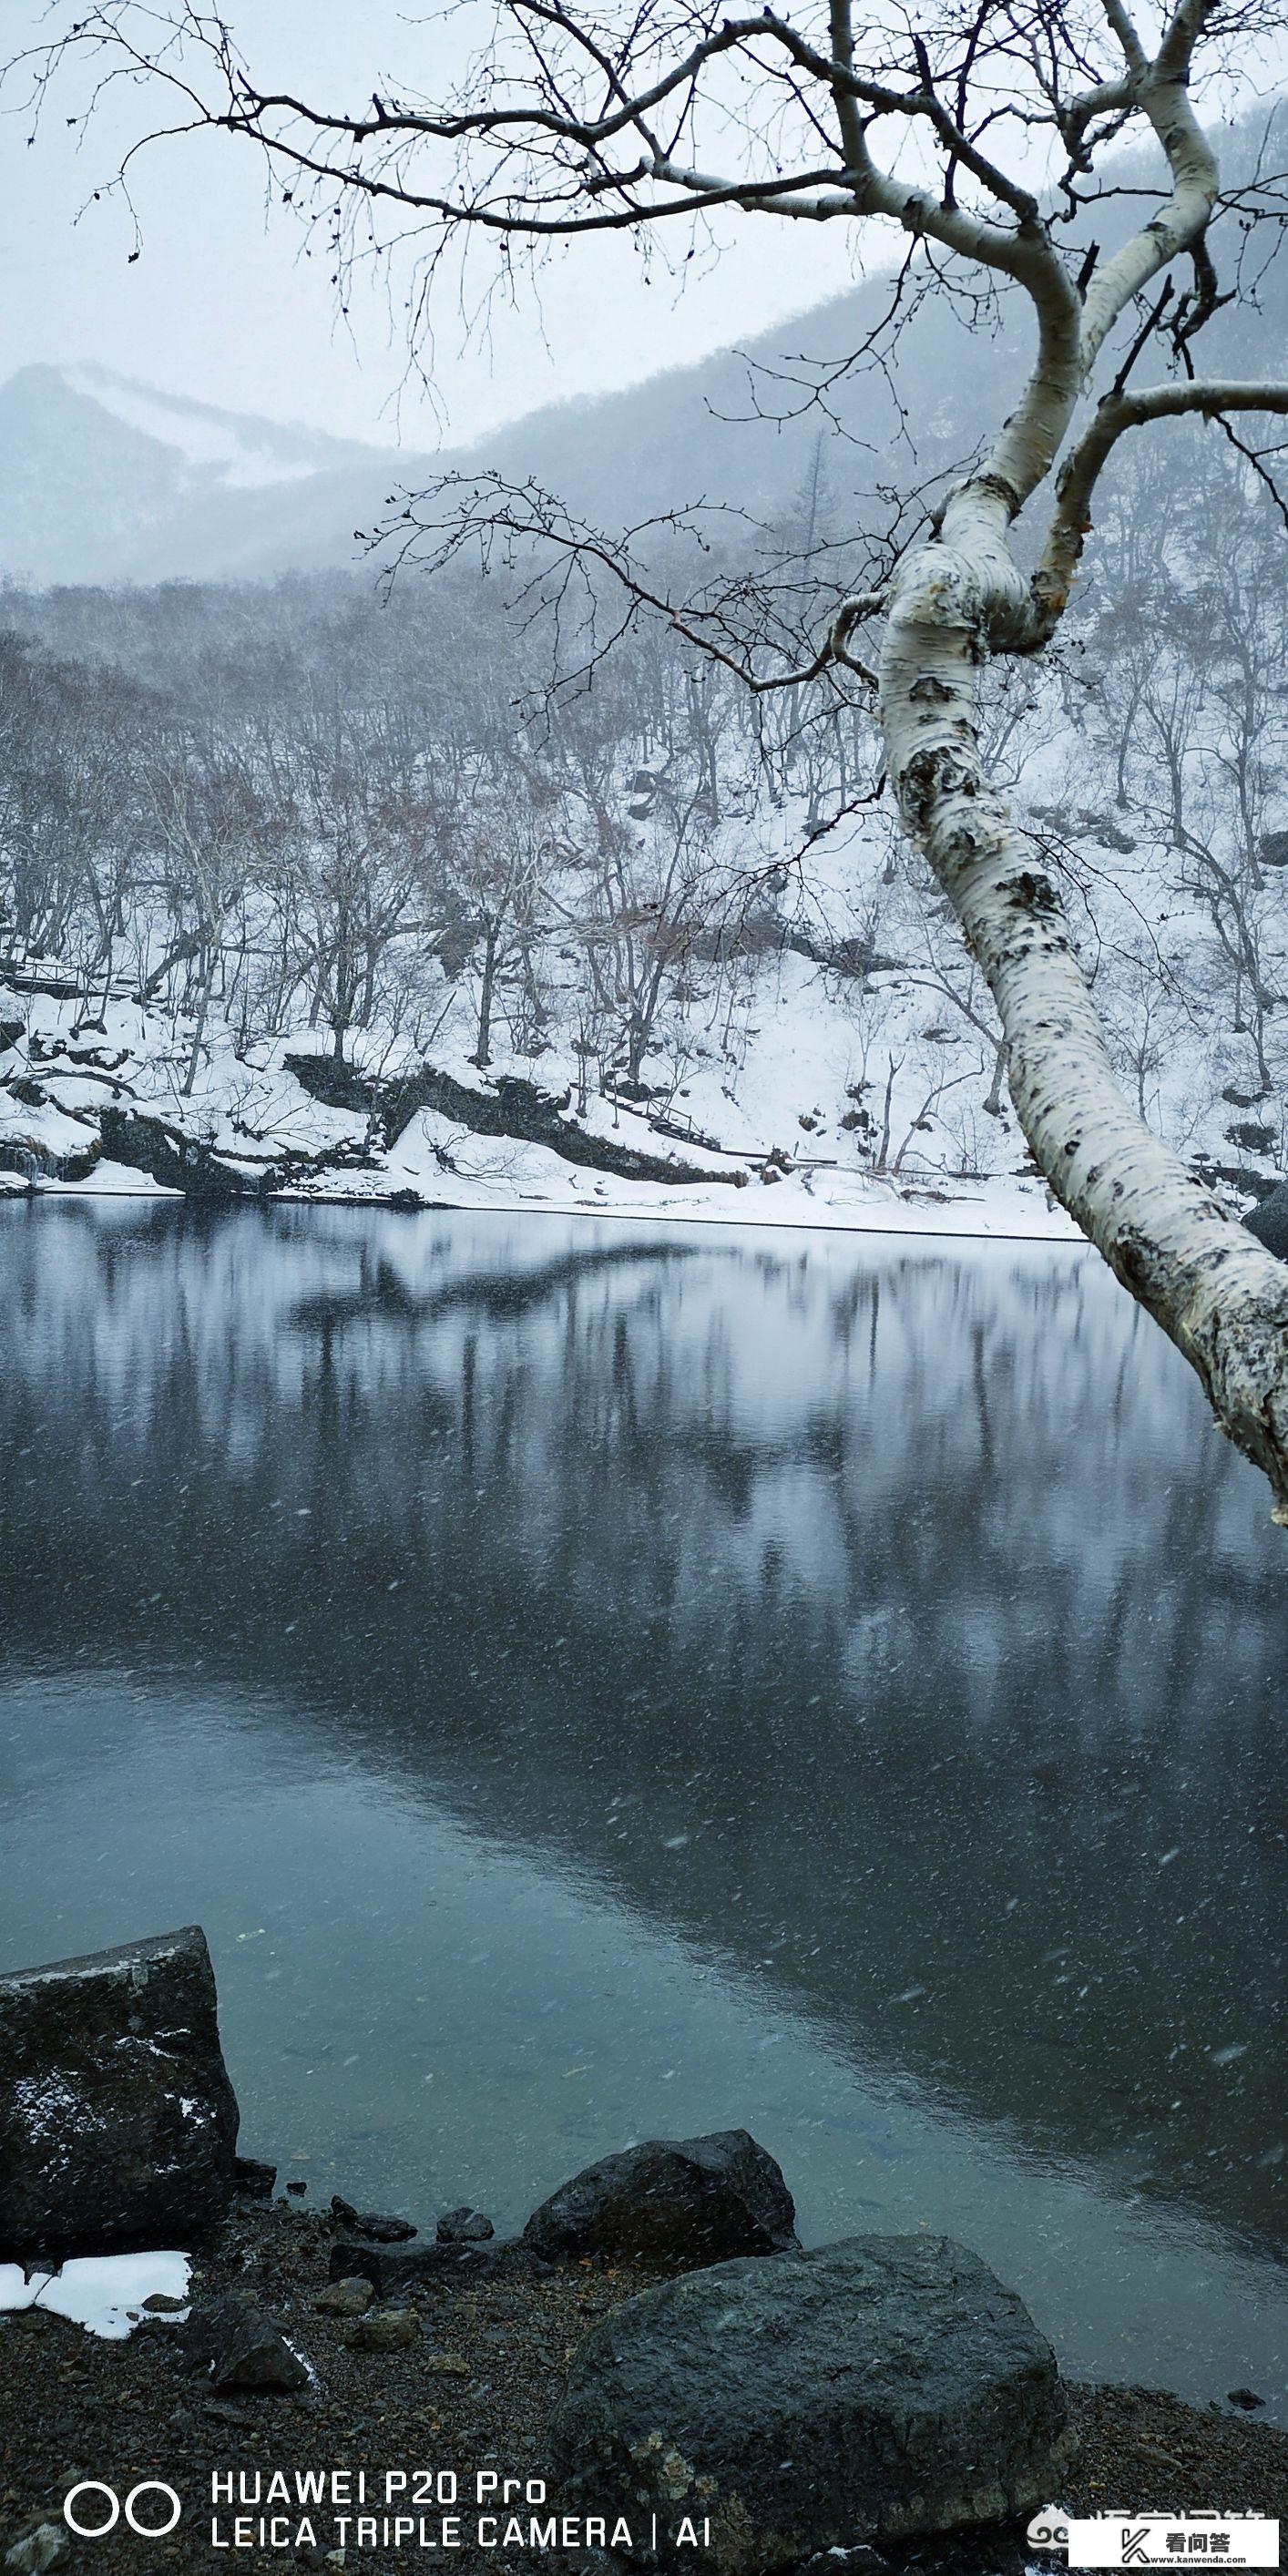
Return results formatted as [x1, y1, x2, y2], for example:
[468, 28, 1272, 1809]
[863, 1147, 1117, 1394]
[20, 0, 1288, 1508]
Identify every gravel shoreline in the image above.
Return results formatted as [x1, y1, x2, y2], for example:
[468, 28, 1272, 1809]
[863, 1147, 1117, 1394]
[3, 2197, 1285, 2576]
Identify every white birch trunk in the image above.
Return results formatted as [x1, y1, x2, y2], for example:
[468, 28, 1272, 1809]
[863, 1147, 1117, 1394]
[879, 513, 1288, 1517]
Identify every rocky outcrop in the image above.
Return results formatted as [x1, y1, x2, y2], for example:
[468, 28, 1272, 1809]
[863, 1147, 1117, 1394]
[285, 1052, 742, 1189]
[0, 1926, 240, 2258]
[523, 2129, 798, 2266]
[233, 2154, 278, 2199]
[548, 2234, 1072, 2570]
[98, 1107, 265, 1200]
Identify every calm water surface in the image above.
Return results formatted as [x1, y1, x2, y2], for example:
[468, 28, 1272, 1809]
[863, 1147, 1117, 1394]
[0, 1202, 1284, 2413]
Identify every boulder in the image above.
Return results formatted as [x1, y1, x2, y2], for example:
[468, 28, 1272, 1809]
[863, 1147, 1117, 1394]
[182, 2294, 310, 2393]
[437, 2205, 495, 2244]
[524, 2129, 797, 2266]
[344, 2305, 420, 2352]
[0, 1926, 240, 2259]
[329, 2195, 416, 2242]
[234, 2156, 278, 2200]
[330, 2234, 540, 2294]
[1245, 1179, 1288, 1260]
[548, 2234, 1071, 2571]
[313, 2276, 376, 2316]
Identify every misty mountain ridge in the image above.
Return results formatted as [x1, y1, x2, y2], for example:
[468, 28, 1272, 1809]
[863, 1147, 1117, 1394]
[3, 104, 1283, 590]
[0, 271, 1007, 588]
[0, 360, 407, 587]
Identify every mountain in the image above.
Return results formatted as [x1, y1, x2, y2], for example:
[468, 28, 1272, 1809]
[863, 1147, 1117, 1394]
[3, 111, 1282, 589]
[0, 280, 1001, 588]
[0, 363, 414, 587]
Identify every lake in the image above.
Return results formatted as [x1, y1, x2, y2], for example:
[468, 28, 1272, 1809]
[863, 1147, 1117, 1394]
[1, 1200, 1284, 2416]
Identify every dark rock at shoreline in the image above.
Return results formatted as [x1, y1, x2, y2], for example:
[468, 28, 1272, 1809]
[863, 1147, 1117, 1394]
[98, 1107, 264, 1200]
[331, 2234, 544, 2294]
[234, 2156, 277, 2199]
[437, 2206, 496, 2243]
[0, 1925, 240, 2259]
[329, 2195, 417, 2242]
[523, 2128, 798, 2267]
[284, 1051, 743, 1191]
[549, 2234, 1072, 2570]
[4, 2189, 1288, 2576]
[181, 2293, 310, 2393]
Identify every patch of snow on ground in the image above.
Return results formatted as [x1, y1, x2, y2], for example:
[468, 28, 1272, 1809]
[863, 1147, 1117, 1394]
[370, 1108, 1083, 1239]
[0, 2250, 190, 2339]
[41, 1159, 180, 1198]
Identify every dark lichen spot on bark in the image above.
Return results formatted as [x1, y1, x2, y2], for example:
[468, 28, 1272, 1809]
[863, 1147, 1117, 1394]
[1007, 870, 1059, 915]
[902, 746, 965, 835]
[969, 468, 1024, 519]
[1114, 1232, 1155, 1298]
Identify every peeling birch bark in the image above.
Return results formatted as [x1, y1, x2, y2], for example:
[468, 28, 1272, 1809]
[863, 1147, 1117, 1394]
[880, 525, 1288, 1516]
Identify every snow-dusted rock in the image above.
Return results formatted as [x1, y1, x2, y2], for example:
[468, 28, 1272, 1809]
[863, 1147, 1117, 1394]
[0, 1926, 240, 2259]
[523, 2129, 798, 2266]
[549, 2234, 1072, 2570]
[181, 2292, 310, 2391]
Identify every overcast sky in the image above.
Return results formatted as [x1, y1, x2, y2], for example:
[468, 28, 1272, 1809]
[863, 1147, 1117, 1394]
[0, 0, 864, 453]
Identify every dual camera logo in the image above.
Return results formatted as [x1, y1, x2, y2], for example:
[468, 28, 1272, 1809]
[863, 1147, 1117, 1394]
[63, 2481, 183, 2540]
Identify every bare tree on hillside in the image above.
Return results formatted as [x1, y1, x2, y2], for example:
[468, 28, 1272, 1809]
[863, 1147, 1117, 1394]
[1087, 441, 1288, 1112]
[17, 0, 1288, 1508]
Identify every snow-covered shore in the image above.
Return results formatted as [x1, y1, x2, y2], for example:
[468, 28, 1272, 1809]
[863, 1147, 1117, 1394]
[0, 966, 1086, 1243]
[2, 1153, 1083, 1242]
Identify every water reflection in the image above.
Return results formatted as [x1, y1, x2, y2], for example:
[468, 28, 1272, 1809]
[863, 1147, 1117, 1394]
[0, 1201, 1284, 2401]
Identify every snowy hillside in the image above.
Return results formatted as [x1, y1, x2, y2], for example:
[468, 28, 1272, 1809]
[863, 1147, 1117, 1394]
[3, 106, 1287, 1233]
[0, 600, 1278, 1242]
[0, 946, 1078, 1237]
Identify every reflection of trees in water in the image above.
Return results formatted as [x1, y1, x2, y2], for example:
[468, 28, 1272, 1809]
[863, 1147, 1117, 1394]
[1, 1203, 1284, 2252]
